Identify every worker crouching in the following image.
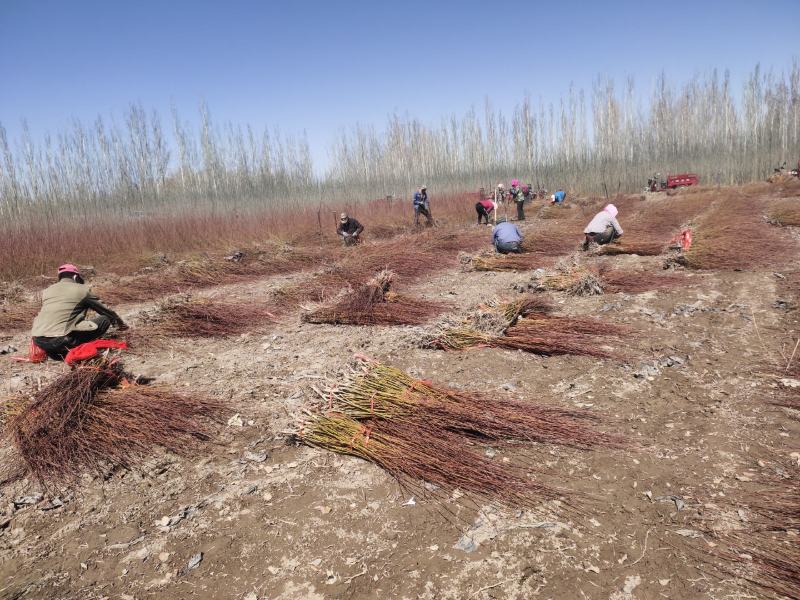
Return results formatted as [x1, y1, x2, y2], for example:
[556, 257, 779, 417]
[492, 218, 523, 254]
[337, 213, 364, 246]
[583, 204, 623, 250]
[31, 264, 128, 360]
[475, 198, 496, 225]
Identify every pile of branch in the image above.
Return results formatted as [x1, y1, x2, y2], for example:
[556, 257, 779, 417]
[593, 241, 665, 256]
[101, 244, 319, 305]
[426, 296, 625, 358]
[4, 358, 225, 485]
[297, 358, 623, 507]
[302, 271, 448, 326]
[137, 295, 277, 338]
[527, 256, 604, 296]
[767, 199, 800, 227]
[470, 252, 547, 272]
[0, 301, 39, 334]
[275, 231, 483, 307]
[600, 268, 688, 294]
[684, 197, 796, 270]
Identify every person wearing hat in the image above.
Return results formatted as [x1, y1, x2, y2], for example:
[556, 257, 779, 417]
[582, 203, 623, 250]
[337, 213, 364, 246]
[30, 264, 128, 360]
[413, 185, 433, 226]
[492, 217, 524, 254]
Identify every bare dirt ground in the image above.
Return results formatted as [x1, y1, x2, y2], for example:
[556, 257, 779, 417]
[1, 187, 799, 600]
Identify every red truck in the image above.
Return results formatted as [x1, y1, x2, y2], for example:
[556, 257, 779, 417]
[646, 173, 700, 192]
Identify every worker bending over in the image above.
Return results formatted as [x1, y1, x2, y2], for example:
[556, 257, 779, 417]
[583, 204, 623, 250]
[337, 213, 364, 246]
[492, 218, 523, 254]
[551, 189, 566, 205]
[413, 185, 433, 226]
[31, 264, 128, 360]
[475, 197, 496, 225]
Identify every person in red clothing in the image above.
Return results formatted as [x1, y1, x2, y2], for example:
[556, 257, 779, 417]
[475, 198, 497, 225]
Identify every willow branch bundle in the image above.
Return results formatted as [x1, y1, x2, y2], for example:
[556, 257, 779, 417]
[139, 296, 277, 338]
[471, 253, 547, 272]
[534, 268, 604, 296]
[594, 241, 665, 256]
[4, 359, 224, 484]
[684, 197, 797, 270]
[329, 361, 623, 450]
[101, 245, 319, 304]
[275, 232, 483, 308]
[301, 412, 554, 506]
[601, 269, 688, 294]
[767, 200, 800, 227]
[430, 313, 625, 358]
[0, 302, 39, 334]
[302, 271, 449, 326]
[716, 532, 800, 600]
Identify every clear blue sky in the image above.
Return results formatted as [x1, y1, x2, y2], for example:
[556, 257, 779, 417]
[1, 0, 798, 171]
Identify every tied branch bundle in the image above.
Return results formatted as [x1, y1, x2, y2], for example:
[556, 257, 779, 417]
[297, 358, 624, 508]
[302, 271, 449, 326]
[426, 295, 626, 358]
[3, 358, 225, 485]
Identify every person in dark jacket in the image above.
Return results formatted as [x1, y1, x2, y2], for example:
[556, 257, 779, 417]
[413, 185, 433, 226]
[31, 264, 128, 360]
[475, 198, 496, 225]
[337, 213, 364, 246]
[492, 218, 524, 254]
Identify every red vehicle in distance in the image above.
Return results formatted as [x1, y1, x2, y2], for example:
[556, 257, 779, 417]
[646, 173, 700, 192]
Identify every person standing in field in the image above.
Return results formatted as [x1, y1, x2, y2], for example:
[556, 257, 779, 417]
[337, 212, 364, 246]
[509, 179, 526, 221]
[492, 218, 524, 254]
[475, 197, 496, 225]
[413, 185, 433, 226]
[494, 183, 506, 205]
[582, 203, 623, 250]
[31, 264, 128, 360]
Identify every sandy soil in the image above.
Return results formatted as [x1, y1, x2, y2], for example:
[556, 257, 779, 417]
[1, 189, 799, 600]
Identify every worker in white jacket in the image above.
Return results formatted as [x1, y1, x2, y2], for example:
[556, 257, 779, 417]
[582, 204, 623, 250]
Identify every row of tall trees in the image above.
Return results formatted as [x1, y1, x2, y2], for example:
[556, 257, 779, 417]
[2, 62, 798, 224]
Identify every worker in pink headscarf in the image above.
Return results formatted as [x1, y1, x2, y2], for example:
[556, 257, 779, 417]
[582, 204, 624, 250]
[31, 264, 128, 360]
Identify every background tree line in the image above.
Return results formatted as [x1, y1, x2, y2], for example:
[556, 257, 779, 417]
[1, 62, 798, 226]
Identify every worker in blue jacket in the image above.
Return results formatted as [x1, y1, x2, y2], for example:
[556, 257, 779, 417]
[492, 218, 523, 254]
[413, 185, 433, 226]
[551, 189, 567, 205]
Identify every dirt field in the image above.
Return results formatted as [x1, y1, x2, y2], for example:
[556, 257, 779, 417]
[1, 185, 799, 600]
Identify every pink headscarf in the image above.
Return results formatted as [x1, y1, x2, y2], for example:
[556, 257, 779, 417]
[604, 204, 618, 218]
[511, 179, 519, 187]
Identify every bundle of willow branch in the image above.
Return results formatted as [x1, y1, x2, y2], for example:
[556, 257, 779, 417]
[298, 359, 624, 507]
[594, 241, 665, 256]
[4, 358, 224, 485]
[600, 269, 688, 294]
[301, 412, 553, 506]
[716, 532, 800, 599]
[139, 295, 277, 338]
[430, 314, 624, 358]
[302, 271, 448, 325]
[471, 253, 546, 272]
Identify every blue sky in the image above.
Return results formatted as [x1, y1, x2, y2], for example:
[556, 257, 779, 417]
[1, 0, 798, 170]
